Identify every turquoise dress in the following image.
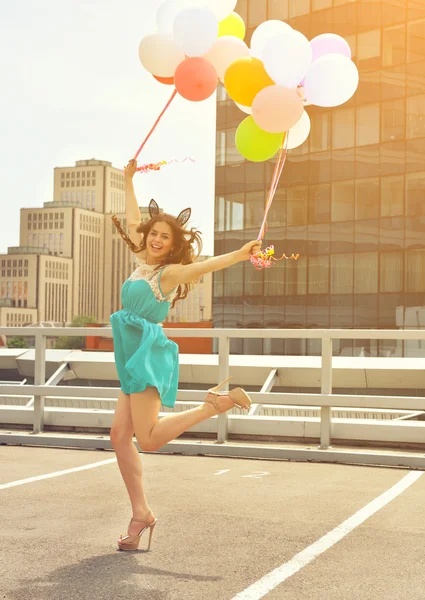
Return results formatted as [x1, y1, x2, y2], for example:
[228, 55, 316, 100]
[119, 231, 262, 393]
[110, 259, 179, 408]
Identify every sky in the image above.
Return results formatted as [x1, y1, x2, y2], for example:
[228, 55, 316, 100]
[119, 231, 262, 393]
[0, 0, 217, 255]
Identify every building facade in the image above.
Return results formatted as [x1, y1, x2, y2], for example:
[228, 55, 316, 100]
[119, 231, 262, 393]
[1, 158, 212, 328]
[214, 0, 425, 357]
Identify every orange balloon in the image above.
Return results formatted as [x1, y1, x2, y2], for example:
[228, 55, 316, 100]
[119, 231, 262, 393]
[153, 75, 175, 85]
[175, 57, 218, 102]
[224, 57, 275, 106]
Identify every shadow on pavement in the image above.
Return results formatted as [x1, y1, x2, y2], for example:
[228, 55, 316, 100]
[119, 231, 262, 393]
[9, 552, 222, 600]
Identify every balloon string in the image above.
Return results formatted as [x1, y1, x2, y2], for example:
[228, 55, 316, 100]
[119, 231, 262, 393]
[133, 89, 178, 160]
[257, 132, 289, 241]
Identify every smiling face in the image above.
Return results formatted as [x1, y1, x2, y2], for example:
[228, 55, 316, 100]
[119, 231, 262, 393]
[145, 220, 175, 264]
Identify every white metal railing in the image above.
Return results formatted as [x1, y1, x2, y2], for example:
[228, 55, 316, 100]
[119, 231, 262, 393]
[1, 326, 425, 449]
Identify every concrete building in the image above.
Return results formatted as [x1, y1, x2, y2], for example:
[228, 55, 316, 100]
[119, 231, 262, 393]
[1, 158, 212, 328]
[214, 0, 425, 358]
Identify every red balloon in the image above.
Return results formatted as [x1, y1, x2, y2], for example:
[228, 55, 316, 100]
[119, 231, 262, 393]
[153, 75, 175, 85]
[174, 57, 218, 102]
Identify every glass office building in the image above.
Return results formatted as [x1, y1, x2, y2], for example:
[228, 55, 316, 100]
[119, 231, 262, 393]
[214, 0, 425, 357]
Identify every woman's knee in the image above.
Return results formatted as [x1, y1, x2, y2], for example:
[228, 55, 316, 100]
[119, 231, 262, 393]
[134, 434, 159, 453]
[110, 423, 134, 448]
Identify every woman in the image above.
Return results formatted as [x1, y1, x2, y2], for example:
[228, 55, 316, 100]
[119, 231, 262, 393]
[110, 159, 262, 552]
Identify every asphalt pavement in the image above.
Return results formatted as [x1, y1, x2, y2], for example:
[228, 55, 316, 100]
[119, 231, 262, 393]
[1, 445, 425, 600]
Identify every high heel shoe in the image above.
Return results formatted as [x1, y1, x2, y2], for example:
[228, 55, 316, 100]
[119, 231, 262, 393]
[204, 376, 252, 413]
[117, 510, 157, 551]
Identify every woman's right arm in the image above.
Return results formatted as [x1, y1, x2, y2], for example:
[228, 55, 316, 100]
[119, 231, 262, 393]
[124, 159, 144, 249]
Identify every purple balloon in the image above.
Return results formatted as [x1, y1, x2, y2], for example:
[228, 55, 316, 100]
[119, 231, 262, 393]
[310, 33, 352, 63]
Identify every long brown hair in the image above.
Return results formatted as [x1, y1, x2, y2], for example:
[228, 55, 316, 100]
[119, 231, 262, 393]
[112, 213, 203, 307]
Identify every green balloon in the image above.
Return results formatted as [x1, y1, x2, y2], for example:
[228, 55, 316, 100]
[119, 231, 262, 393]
[235, 116, 283, 162]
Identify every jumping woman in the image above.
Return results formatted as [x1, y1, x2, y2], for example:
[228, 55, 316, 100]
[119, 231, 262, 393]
[110, 158, 262, 551]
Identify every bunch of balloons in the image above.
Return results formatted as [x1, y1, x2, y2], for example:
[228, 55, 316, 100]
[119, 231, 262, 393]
[139, 0, 245, 100]
[138, 0, 359, 162]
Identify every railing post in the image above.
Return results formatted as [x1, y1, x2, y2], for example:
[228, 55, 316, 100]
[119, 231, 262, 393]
[217, 336, 230, 444]
[320, 336, 333, 449]
[33, 332, 46, 433]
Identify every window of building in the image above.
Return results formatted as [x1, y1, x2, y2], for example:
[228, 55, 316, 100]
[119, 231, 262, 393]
[331, 180, 354, 221]
[246, 191, 266, 228]
[407, 19, 425, 64]
[310, 113, 331, 152]
[312, 0, 331, 9]
[287, 186, 308, 225]
[380, 252, 403, 292]
[381, 175, 404, 216]
[356, 104, 380, 146]
[381, 98, 405, 141]
[332, 108, 355, 149]
[66, 172, 70, 178]
[406, 249, 425, 293]
[354, 252, 378, 293]
[248, 0, 267, 27]
[357, 30, 381, 69]
[407, 95, 425, 139]
[355, 178, 379, 219]
[290, 0, 310, 17]
[71, 172, 75, 178]
[308, 256, 329, 294]
[269, 0, 288, 20]
[61, 173, 64, 179]
[406, 172, 425, 216]
[383, 24, 406, 67]
[309, 184, 331, 224]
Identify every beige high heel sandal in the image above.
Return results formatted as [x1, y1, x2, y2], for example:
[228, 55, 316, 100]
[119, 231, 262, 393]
[118, 510, 157, 551]
[204, 376, 252, 413]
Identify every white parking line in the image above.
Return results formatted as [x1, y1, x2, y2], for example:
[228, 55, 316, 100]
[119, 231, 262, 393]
[0, 457, 117, 490]
[231, 470, 423, 600]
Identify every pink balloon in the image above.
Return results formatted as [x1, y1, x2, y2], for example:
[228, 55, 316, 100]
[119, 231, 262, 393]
[310, 33, 352, 63]
[204, 36, 249, 80]
[252, 85, 304, 134]
[175, 57, 218, 102]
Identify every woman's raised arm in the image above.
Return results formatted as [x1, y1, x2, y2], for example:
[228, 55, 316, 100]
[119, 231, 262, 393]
[161, 239, 262, 293]
[124, 160, 144, 249]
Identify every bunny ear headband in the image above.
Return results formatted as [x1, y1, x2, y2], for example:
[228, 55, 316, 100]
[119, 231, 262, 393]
[149, 199, 191, 228]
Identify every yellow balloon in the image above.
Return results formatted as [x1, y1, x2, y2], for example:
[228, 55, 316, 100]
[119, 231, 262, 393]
[218, 12, 246, 40]
[224, 57, 275, 106]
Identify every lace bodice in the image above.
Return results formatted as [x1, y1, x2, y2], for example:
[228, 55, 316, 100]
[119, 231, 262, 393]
[128, 258, 178, 303]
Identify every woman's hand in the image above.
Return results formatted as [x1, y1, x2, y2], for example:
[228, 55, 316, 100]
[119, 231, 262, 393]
[237, 239, 263, 261]
[124, 159, 138, 180]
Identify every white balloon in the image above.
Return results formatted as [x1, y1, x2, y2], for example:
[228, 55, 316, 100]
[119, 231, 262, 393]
[157, 0, 188, 33]
[304, 54, 359, 107]
[138, 33, 185, 77]
[185, 0, 237, 21]
[263, 30, 312, 88]
[250, 20, 293, 60]
[235, 102, 252, 114]
[287, 110, 311, 149]
[173, 8, 218, 57]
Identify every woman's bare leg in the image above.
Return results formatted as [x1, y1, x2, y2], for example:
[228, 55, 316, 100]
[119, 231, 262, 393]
[110, 391, 154, 536]
[130, 386, 227, 452]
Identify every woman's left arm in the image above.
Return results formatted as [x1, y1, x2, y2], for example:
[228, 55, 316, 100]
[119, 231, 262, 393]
[161, 239, 262, 290]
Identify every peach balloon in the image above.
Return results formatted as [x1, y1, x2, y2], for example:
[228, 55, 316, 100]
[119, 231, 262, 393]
[153, 75, 175, 85]
[204, 36, 249, 80]
[224, 57, 274, 107]
[174, 57, 218, 101]
[252, 85, 304, 134]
